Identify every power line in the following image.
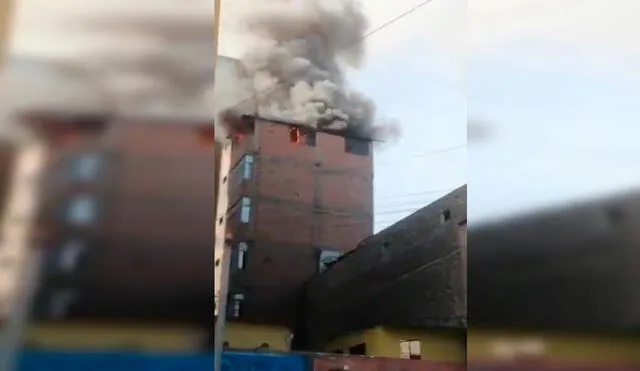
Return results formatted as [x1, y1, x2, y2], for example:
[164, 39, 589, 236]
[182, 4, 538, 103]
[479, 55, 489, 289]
[374, 144, 466, 167]
[377, 188, 454, 200]
[225, 0, 437, 113]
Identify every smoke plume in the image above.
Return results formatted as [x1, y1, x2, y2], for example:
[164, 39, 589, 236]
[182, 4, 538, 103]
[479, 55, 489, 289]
[229, 0, 400, 142]
[51, 1, 215, 116]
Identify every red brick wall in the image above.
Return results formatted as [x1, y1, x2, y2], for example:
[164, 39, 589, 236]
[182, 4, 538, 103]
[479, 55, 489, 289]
[224, 118, 374, 328]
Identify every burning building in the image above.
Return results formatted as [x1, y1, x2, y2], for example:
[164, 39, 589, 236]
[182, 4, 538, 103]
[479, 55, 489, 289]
[303, 186, 467, 365]
[467, 189, 640, 370]
[215, 114, 374, 351]
[10, 111, 214, 351]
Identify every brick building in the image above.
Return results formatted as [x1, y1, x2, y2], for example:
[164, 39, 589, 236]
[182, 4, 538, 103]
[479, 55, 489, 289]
[303, 186, 467, 363]
[215, 115, 374, 350]
[467, 189, 640, 369]
[14, 110, 214, 350]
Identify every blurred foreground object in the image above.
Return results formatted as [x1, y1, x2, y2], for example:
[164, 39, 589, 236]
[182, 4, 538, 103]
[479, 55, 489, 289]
[6, 110, 214, 354]
[468, 189, 640, 369]
[0, 0, 14, 67]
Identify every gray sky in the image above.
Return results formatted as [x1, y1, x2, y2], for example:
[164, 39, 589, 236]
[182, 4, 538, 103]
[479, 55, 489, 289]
[7, 0, 639, 228]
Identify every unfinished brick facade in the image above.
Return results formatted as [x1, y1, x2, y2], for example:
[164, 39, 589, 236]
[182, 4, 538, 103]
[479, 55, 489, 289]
[220, 116, 374, 329]
[21, 112, 214, 325]
[305, 186, 467, 347]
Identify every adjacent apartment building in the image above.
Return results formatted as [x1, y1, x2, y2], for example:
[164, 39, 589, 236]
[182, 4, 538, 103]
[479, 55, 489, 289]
[12, 110, 214, 351]
[215, 115, 374, 351]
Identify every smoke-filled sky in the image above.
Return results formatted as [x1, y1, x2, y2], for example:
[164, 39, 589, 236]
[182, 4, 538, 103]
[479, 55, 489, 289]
[5, 0, 640, 227]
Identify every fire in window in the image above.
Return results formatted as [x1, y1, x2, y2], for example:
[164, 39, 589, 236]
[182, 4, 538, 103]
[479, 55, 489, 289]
[289, 126, 316, 146]
[289, 127, 302, 144]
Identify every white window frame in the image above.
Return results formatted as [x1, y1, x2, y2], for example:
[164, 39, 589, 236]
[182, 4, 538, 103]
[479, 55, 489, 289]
[400, 340, 422, 359]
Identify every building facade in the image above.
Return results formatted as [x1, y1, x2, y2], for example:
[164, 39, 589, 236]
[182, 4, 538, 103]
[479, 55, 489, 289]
[467, 189, 640, 369]
[215, 115, 374, 350]
[16, 111, 214, 350]
[304, 186, 467, 363]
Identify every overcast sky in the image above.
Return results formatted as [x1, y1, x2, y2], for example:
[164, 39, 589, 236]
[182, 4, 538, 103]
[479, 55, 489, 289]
[6, 0, 640, 228]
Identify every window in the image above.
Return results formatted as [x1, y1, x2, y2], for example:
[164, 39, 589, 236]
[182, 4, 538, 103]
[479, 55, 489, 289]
[242, 155, 254, 180]
[345, 138, 370, 155]
[230, 155, 254, 187]
[66, 196, 97, 226]
[237, 242, 249, 270]
[289, 127, 302, 144]
[441, 209, 451, 223]
[318, 249, 342, 273]
[349, 343, 367, 355]
[240, 197, 251, 223]
[400, 340, 422, 360]
[230, 293, 244, 318]
[49, 289, 77, 320]
[289, 126, 316, 146]
[58, 240, 85, 273]
[73, 154, 101, 181]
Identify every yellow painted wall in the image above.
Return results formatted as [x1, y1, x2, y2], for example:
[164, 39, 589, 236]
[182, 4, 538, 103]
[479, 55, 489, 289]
[224, 322, 291, 351]
[326, 326, 465, 363]
[25, 323, 205, 351]
[468, 329, 640, 365]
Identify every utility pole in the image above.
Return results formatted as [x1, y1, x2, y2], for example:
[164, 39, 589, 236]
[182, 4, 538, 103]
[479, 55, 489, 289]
[213, 140, 232, 371]
[212, 0, 226, 370]
[0, 140, 48, 371]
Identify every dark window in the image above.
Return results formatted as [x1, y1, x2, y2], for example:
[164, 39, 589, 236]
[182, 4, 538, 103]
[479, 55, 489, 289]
[349, 343, 367, 355]
[229, 293, 245, 318]
[235, 242, 249, 270]
[606, 207, 625, 224]
[441, 209, 451, 223]
[345, 138, 370, 155]
[304, 130, 316, 146]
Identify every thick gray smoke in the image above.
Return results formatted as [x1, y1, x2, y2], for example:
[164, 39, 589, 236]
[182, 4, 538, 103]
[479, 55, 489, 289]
[54, 2, 215, 117]
[232, 0, 400, 142]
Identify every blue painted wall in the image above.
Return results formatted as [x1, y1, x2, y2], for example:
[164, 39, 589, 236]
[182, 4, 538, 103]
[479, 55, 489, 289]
[17, 350, 307, 371]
